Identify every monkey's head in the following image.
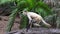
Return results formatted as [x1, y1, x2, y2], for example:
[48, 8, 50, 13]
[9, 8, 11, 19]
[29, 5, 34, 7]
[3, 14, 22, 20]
[22, 10, 28, 15]
[21, 8, 28, 15]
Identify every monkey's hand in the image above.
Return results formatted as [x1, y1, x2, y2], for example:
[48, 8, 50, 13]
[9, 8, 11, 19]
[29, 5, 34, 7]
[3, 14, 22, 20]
[29, 20, 32, 24]
[30, 20, 40, 26]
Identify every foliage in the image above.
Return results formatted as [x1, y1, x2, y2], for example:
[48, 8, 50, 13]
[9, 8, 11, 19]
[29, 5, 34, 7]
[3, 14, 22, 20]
[19, 14, 29, 29]
[0, 0, 14, 5]
[0, 0, 52, 32]
[6, 8, 18, 32]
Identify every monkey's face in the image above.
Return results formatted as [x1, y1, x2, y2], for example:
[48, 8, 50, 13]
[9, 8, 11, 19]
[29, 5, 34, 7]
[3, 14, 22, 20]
[22, 11, 27, 15]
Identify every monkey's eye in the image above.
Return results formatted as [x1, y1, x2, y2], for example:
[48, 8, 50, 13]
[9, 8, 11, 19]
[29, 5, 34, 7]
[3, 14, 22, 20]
[24, 11, 26, 12]
[20, 12, 23, 13]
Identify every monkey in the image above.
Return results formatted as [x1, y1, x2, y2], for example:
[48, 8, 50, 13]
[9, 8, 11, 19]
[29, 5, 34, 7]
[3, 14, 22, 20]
[22, 11, 51, 31]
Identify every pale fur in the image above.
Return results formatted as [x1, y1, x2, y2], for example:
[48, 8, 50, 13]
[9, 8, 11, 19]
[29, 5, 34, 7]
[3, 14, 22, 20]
[23, 11, 51, 27]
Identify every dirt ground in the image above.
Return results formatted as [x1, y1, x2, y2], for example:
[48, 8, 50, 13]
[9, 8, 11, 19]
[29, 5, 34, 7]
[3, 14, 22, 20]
[1, 16, 60, 34]
[0, 16, 20, 34]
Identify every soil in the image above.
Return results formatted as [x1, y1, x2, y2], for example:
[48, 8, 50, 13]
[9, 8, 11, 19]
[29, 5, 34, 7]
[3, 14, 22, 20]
[0, 16, 60, 34]
[0, 16, 20, 34]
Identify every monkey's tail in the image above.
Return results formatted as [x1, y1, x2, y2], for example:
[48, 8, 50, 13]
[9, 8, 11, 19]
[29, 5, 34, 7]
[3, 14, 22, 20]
[41, 18, 51, 27]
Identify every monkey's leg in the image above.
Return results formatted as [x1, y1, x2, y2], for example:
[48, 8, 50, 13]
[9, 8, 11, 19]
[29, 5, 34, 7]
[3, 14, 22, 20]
[26, 20, 32, 32]
[26, 23, 30, 32]
[32, 19, 41, 27]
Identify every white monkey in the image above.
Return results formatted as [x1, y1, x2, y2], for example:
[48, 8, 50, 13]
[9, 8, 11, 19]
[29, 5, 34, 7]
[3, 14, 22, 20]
[22, 11, 51, 31]
[22, 11, 51, 26]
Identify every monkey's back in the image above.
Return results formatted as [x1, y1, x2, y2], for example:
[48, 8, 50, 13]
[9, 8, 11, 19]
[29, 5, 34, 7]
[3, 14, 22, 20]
[27, 12, 42, 21]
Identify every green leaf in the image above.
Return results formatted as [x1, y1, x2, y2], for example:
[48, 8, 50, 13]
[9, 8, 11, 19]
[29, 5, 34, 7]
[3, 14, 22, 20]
[17, 1, 28, 10]
[25, 0, 35, 10]
[35, 8, 51, 17]
[20, 14, 29, 29]
[6, 8, 18, 32]
[0, 0, 14, 5]
[37, 1, 51, 12]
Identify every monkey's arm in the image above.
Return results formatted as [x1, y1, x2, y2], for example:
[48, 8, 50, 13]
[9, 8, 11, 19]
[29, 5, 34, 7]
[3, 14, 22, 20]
[26, 14, 32, 32]
[27, 14, 32, 23]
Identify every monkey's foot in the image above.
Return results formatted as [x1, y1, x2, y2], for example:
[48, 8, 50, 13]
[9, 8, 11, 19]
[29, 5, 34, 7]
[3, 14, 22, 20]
[46, 24, 51, 27]
[33, 23, 40, 27]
